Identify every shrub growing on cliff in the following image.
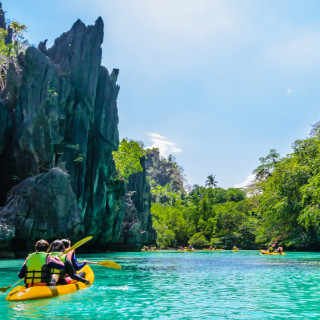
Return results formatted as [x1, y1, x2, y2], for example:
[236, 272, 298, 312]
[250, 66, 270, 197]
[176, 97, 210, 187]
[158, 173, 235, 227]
[0, 20, 28, 91]
[112, 138, 146, 181]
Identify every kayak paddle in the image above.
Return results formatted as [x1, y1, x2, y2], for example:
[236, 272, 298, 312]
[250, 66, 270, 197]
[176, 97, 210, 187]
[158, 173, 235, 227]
[0, 278, 24, 293]
[82, 260, 121, 270]
[59, 236, 93, 257]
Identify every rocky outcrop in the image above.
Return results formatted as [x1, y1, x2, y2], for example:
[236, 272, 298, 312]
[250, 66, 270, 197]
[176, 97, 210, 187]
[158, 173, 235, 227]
[0, 219, 15, 258]
[113, 157, 155, 250]
[145, 148, 184, 192]
[0, 12, 155, 256]
[0, 168, 83, 255]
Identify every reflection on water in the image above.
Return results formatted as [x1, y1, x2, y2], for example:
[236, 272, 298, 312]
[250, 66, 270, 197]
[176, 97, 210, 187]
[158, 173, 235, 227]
[8, 299, 52, 319]
[2, 251, 320, 319]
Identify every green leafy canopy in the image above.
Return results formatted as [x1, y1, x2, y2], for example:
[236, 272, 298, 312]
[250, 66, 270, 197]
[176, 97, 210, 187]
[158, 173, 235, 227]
[112, 138, 146, 181]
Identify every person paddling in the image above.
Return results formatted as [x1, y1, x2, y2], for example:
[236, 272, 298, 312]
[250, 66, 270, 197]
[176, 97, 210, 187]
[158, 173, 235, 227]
[274, 245, 283, 254]
[61, 238, 88, 272]
[48, 240, 89, 286]
[268, 244, 275, 252]
[18, 239, 65, 287]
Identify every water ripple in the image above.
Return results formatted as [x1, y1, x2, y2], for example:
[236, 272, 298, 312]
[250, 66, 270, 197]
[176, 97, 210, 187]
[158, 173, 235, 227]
[2, 251, 320, 319]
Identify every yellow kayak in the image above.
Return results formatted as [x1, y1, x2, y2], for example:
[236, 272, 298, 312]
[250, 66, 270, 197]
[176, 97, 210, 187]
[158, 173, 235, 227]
[6, 265, 94, 301]
[232, 249, 239, 252]
[260, 250, 286, 255]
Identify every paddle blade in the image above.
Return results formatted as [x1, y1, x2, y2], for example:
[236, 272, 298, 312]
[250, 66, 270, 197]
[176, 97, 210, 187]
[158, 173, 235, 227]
[0, 286, 10, 293]
[0, 278, 24, 293]
[98, 260, 121, 270]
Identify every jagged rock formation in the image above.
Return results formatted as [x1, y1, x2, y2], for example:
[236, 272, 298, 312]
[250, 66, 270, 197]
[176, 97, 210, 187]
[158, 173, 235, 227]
[115, 157, 154, 250]
[0, 10, 155, 256]
[145, 148, 184, 192]
[0, 168, 83, 255]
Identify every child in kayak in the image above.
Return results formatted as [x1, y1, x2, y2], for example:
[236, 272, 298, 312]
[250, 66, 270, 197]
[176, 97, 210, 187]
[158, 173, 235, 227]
[61, 238, 87, 272]
[18, 239, 65, 287]
[48, 240, 89, 286]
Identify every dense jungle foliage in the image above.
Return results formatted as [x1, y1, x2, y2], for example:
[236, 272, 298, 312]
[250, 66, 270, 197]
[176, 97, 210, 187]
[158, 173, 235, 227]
[147, 130, 320, 250]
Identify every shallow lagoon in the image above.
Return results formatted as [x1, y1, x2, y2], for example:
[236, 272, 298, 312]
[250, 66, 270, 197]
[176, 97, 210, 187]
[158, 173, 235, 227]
[1, 250, 320, 319]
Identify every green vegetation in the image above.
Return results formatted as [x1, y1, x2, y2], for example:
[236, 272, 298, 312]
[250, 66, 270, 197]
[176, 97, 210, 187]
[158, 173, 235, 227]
[112, 138, 146, 181]
[148, 131, 320, 251]
[0, 20, 28, 90]
[255, 136, 320, 249]
[145, 148, 184, 192]
[151, 182, 257, 249]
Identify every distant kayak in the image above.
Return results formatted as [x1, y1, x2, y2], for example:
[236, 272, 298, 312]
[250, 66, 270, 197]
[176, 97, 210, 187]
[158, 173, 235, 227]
[232, 249, 239, 252]
[6, 265, 94, 301]
[260, 250, 286, 255]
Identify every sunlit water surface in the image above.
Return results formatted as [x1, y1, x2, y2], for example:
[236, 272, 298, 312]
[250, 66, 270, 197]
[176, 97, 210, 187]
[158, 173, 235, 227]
[1, 251, 320, 319]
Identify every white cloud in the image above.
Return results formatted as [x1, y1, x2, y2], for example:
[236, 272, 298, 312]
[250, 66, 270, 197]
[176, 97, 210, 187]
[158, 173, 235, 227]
[146, 133, 182, 156]
[287, 88, 292, 94]
[148, 133, 166, 140]
[233, 174, 256, 189]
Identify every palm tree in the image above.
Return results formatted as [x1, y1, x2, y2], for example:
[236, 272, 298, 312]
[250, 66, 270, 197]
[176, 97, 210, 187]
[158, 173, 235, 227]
[205, 174, 218, 188]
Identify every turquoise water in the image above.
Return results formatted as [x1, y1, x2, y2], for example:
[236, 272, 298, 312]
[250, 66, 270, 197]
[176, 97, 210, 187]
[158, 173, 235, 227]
[1, 250, 320, 319]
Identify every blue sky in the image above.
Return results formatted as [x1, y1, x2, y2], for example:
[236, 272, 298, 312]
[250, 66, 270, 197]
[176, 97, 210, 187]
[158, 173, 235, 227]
[5, 0, 320, 188]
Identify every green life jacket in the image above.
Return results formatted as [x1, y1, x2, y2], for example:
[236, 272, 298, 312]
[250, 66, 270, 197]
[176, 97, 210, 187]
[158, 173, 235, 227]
[49, 252, 66, 278]
[25, 252, 51, 285]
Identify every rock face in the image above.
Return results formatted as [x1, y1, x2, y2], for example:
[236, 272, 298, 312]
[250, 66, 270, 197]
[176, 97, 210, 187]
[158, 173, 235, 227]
[0, 168, 83, 254]
[0, 14, 155, 256]
[145, 148, 184, 192]
[115, 157, 154, 250]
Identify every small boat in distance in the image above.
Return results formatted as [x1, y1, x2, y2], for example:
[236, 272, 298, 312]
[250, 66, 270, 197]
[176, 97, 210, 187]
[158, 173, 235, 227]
[260, 250, 286, 255]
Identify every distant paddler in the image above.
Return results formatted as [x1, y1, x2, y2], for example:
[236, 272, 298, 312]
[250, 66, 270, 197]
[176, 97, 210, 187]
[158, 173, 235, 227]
[274, 245, 283, 254]
[267, 243, 276, 253]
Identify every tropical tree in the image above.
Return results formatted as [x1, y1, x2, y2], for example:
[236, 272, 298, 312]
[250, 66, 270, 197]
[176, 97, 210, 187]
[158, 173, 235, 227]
[112, 138, 146, 181]
[253, 149, 280, 181]
[205, 174, 218, 188]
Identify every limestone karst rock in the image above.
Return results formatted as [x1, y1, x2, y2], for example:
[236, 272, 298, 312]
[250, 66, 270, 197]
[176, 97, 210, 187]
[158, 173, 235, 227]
[0, 168, 83, 254]
[0, 11, 155, 256]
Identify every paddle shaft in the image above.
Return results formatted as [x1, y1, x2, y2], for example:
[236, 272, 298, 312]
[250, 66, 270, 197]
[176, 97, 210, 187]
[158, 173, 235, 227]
[85, 261, 99, 265]
[79, 260, 121, 270]
[58, 236, 93, 258]
[0, 278, 24, 293]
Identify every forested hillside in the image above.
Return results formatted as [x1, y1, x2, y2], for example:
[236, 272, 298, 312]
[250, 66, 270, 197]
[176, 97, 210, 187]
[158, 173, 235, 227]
[149, 131, 320, 251]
